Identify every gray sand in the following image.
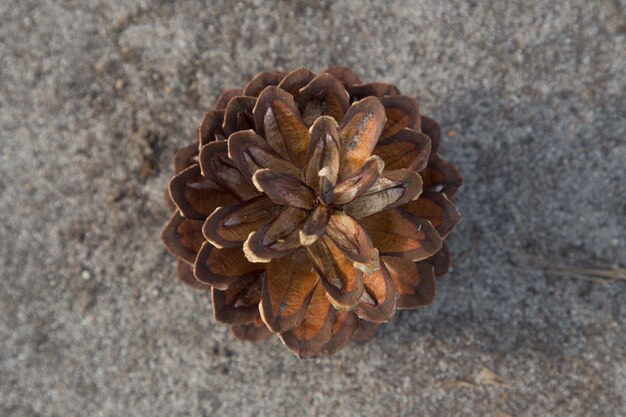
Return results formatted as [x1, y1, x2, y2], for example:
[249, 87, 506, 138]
[1, 1, 625, 416]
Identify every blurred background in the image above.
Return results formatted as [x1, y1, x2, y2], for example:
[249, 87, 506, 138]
[1, 1, 624, 416]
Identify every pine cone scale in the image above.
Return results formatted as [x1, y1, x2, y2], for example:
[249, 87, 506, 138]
[243, 206, 308, 262]
[332, 155, 384, 206]
[360, 208, 443, 261]
[402, 191, 462, 239]
[303, 116, 341, 192]
[161, 212, 204, 264]
[296, 73, 351, 124]
[194, 243, 261, 290]
[383, 255, 436, 309]
[300, 205, 331, 244]
[202, 196, 280, 248]
[379, 95, 421, 139]
[259, 250, 319, 333]
[373, 128, 431, 171]
[305, 233, 365, 308]
[242, 71, 285, 97]
[227, 130, 301, 180]
[212, 274, 262, 325]
[321, 310, 358, 355]
[168, 164, 237, 220]
[253, 87, 310, 166]
[324, 211, 377, 267]
[278, 283, 335, 358]
[336, 96, 386, 179]
[354, 261, 398, 323]
[276, 67, 316, 99]
[199, 141, 260, 200]
[250, 169, 315, 209]
[343, 168, 422, 220]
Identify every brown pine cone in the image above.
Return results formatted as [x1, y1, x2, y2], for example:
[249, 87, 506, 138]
[162, 67, 462, 357]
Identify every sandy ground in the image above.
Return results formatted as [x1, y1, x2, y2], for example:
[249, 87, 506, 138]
[1, 1, 625, 416]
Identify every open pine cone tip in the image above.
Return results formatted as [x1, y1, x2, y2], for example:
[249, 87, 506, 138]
[161, 66, 463, 358]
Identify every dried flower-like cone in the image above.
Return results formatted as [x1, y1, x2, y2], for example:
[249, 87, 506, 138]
[162, 67, 462, 357]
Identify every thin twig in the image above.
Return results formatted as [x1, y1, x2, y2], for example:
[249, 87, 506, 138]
[513, 252, 625, 284]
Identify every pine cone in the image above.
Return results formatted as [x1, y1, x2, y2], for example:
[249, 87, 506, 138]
[162, 67, 462, 357]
